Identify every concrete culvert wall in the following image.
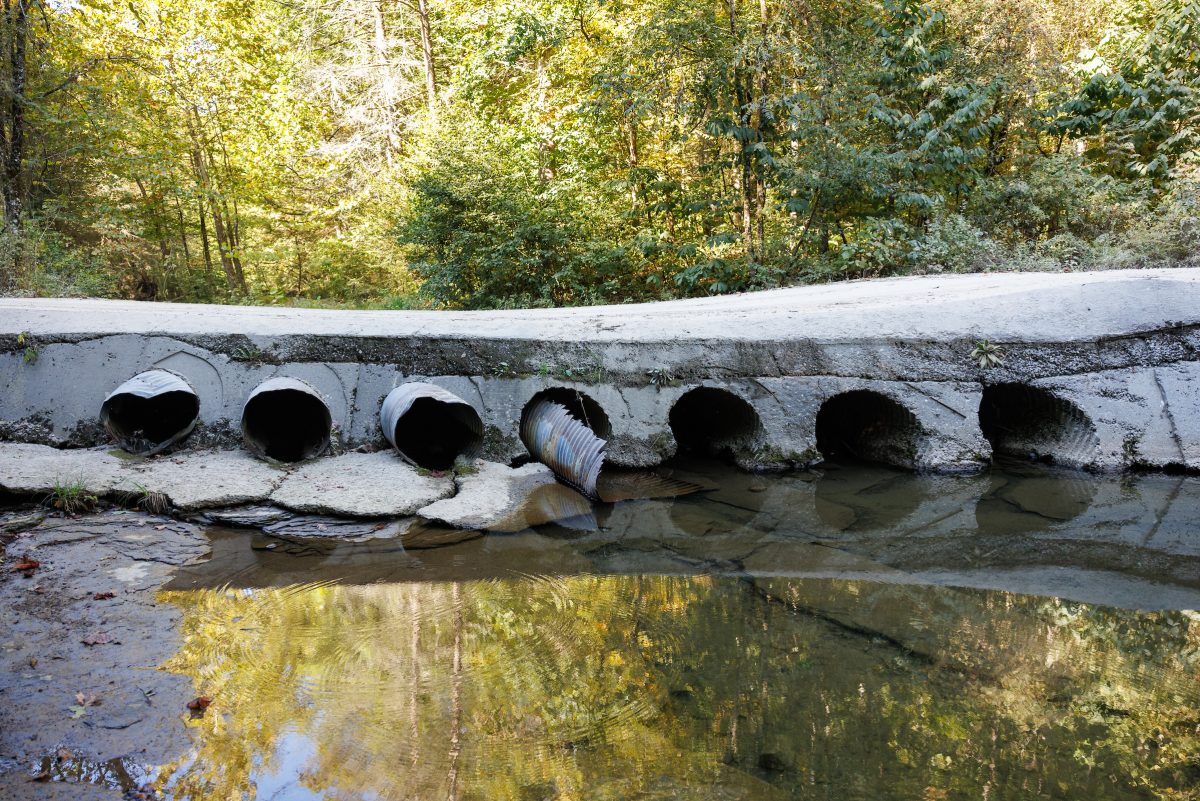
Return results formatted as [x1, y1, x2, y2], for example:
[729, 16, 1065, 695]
[381, 383, 483, 470]
[669, 387, 761, 457]
[815, 390, 923, 469]
[979, 383, 1099, 467]
[242, 377, 332, 462]
[522, 388, 611, 437]
[100, 370, 200, 455]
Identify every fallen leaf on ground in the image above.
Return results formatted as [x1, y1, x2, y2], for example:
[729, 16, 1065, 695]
[92, 591, 116, 600]
[75, 691, 101, 706]
[129, 782, 159, 800]
[81, 631, 114, 646]
[69, 705, 87, 719]
[186, 696, 212, 711]
[11, 558, 40, 572]
[28, 656, 37, 669]
[153, 525, 167, 531]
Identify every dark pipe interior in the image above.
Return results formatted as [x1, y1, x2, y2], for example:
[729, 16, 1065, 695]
[392, 397, 483, 471]
[243, 389, 332, 462]
[523, 388, 611, 437]
[669, 387, 760, 457]
[815, 390, 920, 469]
[979, 383, 1095, 464]
[104, 391, 199, 452]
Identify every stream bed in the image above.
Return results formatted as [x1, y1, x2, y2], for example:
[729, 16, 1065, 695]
[8, 460, 1200, 800]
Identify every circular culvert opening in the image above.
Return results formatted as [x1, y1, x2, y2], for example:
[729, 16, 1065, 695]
[815, 390, 922, 469]
[242, 380, 332, 462]
[384, 391, 484, 471]
[669, 386, 761, 457]
[101, 370, 200, 455]
[521, 388, 611, 438]
[979, 383, 1098, 467]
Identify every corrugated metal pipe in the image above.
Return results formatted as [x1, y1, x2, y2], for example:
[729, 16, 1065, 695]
[100, 370, 200, 455]
[520, 398, 607, 500]
[380, 383, 484, 470]
[242, 377, 332, 462]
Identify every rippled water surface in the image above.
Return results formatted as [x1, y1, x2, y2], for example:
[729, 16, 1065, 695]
[153, 462, 1200, 800]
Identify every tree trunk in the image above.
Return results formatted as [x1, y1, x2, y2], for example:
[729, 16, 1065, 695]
[185, 108, 244, 293]
[626, 112, 639, 207]
[134, 177, 172, 266]
[371, 0, 401, 155]
[416, 0, 437, 123]
[727, 0, 756, 262]
[197, 196, 215, 289]
[174, 196, 192, 271]
[755, 0, 769, 258]
[3, 0, 28, 230]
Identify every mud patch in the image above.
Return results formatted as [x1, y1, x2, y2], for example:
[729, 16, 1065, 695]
[0, 510, 209, 799]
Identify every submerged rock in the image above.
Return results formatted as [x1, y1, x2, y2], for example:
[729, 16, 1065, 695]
[197, 504, 295, 528]
[263, 514, 413, 541]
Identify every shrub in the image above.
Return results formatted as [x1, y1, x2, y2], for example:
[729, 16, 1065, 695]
[966, 156, 1145, 244]
[0, 220, 115, 297]
[909, 214, 1001, 274]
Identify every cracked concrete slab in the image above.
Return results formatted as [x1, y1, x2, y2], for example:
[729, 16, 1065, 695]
[418, 461, 557, 530]
[269, 451, 454, 517]
[0, 444, 125, 497]
[122, 450, 286, 510]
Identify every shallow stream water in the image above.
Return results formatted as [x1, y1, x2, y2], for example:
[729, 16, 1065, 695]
[85, 462, 1200, 798]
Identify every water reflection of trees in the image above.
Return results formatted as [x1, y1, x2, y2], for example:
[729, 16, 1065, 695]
[157, 577, 1200, 800]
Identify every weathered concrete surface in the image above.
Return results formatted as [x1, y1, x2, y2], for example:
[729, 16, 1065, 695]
[125, 449, 285, 509]
[267, 451, 454, 516]
[2, 269, 1199, 472]
[417, 461, 557, 530]
[0, 445, 456, 518]
[0, 444, 125, 497]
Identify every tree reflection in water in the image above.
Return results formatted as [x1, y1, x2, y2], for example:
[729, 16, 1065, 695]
[154, 574, 1200, 801]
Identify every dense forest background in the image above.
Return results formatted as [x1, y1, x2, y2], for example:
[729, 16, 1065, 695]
[0, 0, 1196, 308]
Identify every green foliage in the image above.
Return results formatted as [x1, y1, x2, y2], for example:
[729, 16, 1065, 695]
[397, 121, 634, 308]
[44, 478, 99, 515]
[16, 331, 38, 364]
[645, 367, 677, 389]
[0, 0, 1194, 307]
[1047, 0, 1200, 182]
[862, 0, 1000, 217]
[970, 339, 1005, 368]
